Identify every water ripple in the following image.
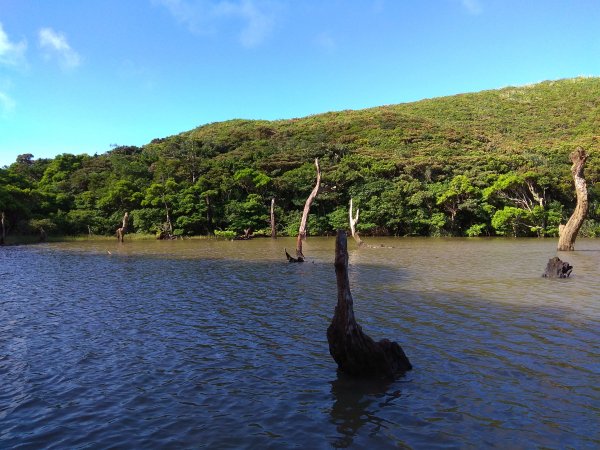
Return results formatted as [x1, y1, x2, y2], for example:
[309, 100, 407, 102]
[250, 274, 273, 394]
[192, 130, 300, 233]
[0, 239, 599, 448]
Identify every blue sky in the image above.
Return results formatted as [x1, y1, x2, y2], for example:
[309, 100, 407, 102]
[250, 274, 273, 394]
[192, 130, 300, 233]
[0, 0, 599, 167]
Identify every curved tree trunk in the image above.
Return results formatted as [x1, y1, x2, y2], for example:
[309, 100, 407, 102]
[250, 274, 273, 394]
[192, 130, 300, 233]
[557, 148, 588, 251]
[349, 198, 363, 246]
[296, 158, 321, 260]
[327, 230, 412, 379]
[116, 211, 129, 242]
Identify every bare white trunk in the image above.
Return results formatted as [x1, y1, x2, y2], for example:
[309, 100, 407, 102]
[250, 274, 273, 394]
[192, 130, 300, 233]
[296, 158, 321, 259]
[270, 198, 276, 238]
[349, 198, 363, 246]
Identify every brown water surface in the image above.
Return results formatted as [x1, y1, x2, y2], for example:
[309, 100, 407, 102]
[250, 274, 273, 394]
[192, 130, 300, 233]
[1, 237, 598, 448]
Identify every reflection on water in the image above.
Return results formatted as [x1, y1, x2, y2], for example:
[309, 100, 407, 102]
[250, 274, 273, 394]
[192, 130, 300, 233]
[1, 237, 599, 448]
[329, 372, 406, 448]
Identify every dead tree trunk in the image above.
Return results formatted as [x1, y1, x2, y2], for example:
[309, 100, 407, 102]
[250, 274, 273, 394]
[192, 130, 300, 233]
[557, 148, 588, 251]
[1, 211, 5, 245]
[327, 230, 412, 379]
[349, 198, 363, 246]
[116, 212, 129, 242]
[270, 198, 276, 238]
[295, 158, 321, 260]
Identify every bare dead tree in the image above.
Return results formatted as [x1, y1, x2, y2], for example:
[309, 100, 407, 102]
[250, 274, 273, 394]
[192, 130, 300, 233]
[1, 211, 5, 245]
[270, 198, 276, 238]
[349, 198, 363, 246]
[327, 230, 412, 379]
[116, 212, 129, 242]
[295, 158, 321, 260]
[557, 148, 589, 251]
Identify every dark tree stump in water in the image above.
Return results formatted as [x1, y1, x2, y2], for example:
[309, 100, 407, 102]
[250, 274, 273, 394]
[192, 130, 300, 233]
[285, 248, 304, 263]
[543, 256, 573, 278]
[327, 230, 412, 379]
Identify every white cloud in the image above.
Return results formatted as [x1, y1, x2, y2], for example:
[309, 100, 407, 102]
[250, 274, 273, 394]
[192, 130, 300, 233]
[461, 0, 483, 15]
[39, 27, 81, 69]
[154, 0, 277, 47]
[214, 0, 275, 48]
[0, 22, 27, 67]
[0, 90, 16, 116]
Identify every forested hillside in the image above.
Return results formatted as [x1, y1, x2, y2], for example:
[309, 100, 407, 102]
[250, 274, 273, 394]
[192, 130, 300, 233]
[2, 77, 600, 241]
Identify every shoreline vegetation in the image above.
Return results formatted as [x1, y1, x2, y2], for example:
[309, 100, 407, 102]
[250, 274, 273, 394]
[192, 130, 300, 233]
[1, 77, 599, 244]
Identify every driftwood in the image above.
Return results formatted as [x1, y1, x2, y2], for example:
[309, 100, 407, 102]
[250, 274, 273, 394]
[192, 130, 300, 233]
[349, 198, 363, 246]
[327, 230, 412, 379]
[234, 228, 253, 240]
[270, 198, 276, 238]
[542, 256, 573, 278]
[296, 158, 321, 260]
[1, 211, 5, 245]
[557, 148, 588, 251]
[116, 212, 129, 242]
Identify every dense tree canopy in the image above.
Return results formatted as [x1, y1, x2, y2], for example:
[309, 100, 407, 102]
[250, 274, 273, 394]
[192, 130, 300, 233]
[1, 77, 599, 241]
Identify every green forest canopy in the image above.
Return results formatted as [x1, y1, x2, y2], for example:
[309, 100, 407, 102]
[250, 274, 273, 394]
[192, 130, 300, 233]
[2, 77, 599, 240]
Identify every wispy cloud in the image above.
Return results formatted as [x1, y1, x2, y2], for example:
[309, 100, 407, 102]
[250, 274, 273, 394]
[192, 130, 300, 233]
[0, 22, 27, 67]
[461, 0, 483, 15]
[39, 27, 81, 69]
[0, 90, 16, 117]
[154, 0, 277, 48]
[314, 32, 336, 53]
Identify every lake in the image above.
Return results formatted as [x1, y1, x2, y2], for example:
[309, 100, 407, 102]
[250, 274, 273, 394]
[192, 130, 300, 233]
[1, 237, 599, 449]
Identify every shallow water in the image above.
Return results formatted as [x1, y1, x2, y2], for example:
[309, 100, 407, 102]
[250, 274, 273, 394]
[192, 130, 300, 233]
[1, 237, 599, 448]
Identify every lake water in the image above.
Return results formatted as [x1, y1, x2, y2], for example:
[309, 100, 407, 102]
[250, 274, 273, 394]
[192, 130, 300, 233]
[1, 237, 599, 449]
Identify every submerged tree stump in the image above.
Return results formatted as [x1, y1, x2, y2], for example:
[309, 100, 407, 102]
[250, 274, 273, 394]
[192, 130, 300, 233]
[285, 248, 304, 263]
[542, 256, 573, 278]
[327, 230, 412, 379]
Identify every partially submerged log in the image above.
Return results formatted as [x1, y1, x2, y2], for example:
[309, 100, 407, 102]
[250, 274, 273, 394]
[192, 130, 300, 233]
[296, 158, 321, 260]
[349, 198, 363, 246]
[557, 148, 588, 251]
[116, 212, 129, 242]
[543, 256, 573, 278]
[327, 230, 412, 379]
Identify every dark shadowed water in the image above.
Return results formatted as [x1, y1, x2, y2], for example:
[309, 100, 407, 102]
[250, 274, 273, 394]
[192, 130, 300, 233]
[1, 237, 599, 449]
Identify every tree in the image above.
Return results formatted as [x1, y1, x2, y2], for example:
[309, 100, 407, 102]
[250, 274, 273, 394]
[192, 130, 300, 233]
[557, 148, 589, 251]
[142, 179, 178, 237]
[348, 198, 363, 246]
[436, 174, 482, 234]
[484, 171, 551, 236]
[116, 212, 129, 242]
[296, 158, 321, 260]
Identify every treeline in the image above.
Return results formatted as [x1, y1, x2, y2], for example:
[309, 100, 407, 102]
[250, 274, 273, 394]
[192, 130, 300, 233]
[1, 77, 599, 240]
